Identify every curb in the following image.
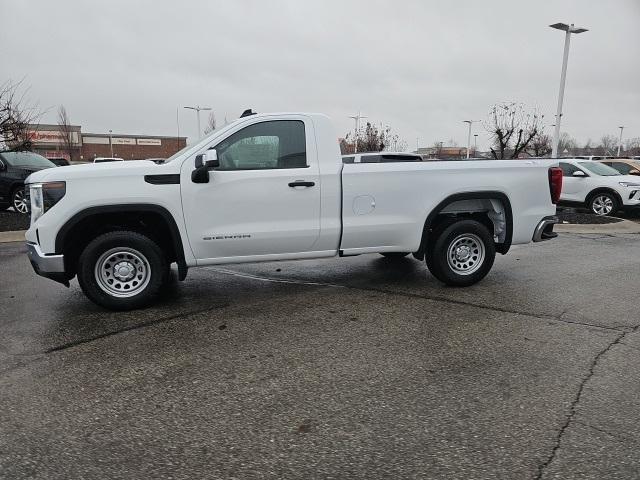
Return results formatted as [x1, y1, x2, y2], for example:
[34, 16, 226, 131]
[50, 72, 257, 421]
[0, 230, 25, 243]
[555, 219, 640, 235]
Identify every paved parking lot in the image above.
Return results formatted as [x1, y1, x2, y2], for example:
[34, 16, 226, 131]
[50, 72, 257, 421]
[1, 233, 639, 479]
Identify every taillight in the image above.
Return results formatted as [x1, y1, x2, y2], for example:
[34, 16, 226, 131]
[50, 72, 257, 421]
[548, 167, 563, 204]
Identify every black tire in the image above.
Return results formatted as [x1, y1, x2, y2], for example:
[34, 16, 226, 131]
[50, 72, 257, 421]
[379, 252, 409, 259]
[587, 192, 619, 216]
[425, 219, 495, 287]
[77, 231, 168, 310]
[11, 186, 29, 214]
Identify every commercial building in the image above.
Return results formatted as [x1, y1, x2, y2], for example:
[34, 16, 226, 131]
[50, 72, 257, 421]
[27, 124, 187, 162]
[415, 146, 473, 159]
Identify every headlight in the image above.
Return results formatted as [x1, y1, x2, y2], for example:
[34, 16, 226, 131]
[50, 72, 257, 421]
[28, 181, 66, 224]
[619, 182, 640, 188]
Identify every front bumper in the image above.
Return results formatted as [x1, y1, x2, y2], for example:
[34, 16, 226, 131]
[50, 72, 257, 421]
[26, 242, 70, 286]
[532, 215, 559, 242]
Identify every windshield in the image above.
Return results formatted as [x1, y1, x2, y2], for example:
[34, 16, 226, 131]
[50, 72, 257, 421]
[1, 152, 55, 168]
[164, 143, 193, 163]
[579, 162, 620, 176]
[163, 118, 244, 163]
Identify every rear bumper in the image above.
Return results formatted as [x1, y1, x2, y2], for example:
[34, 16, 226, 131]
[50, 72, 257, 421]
[26, 242, 70, 286]
[532, 215, 559, 242]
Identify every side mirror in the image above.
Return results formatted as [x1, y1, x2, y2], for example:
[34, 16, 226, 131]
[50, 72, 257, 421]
[572, 170, 587, 177]
[205, 149, 219, 167]
[0, 161, 5, 172]
[629, 169, 640, 176]
[192, 149, 219, 183]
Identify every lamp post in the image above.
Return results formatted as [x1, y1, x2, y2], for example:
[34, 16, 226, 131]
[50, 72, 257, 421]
[184, 105, 212, 139]
[617, 126, 625, 157]
[108, 129, 113, 157]
[463, 120, 478, 159]
[549, 22, 588, 158]
[348, 112, 367, 153]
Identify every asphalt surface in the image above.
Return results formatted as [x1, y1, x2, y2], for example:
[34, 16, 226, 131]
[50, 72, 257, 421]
[1, 233, 639, 479]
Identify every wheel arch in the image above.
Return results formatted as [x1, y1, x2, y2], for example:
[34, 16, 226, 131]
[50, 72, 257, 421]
[585, 188, 623, 207]
[415, 191, 513, 258]
[55, 204, 188, 280]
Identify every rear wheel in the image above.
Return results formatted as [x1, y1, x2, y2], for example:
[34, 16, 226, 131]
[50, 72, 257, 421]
[425, 219, 495, 286]
[379, 252, 409, 259]
[588, 192, 619, 216]
[77, 231, 168, 310]
[11, 187, 28, 214]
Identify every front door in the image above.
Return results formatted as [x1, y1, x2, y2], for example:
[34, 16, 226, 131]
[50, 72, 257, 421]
[559, 162, 589, 201]
[181, 118, 321, 262]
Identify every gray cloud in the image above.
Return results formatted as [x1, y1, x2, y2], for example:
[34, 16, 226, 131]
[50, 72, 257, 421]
[3, 0, 639, 149]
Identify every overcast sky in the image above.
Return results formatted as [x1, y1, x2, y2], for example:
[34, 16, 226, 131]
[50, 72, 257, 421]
[2, 0, 639, 150]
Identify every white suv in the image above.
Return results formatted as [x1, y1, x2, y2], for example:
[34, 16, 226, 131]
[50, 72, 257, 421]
[558, 159, 640, 216]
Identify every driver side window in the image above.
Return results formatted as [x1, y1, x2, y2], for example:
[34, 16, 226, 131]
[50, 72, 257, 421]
[214, 120, 307, 170]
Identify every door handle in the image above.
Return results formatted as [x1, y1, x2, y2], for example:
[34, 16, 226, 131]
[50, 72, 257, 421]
[288, 181, 315, 188]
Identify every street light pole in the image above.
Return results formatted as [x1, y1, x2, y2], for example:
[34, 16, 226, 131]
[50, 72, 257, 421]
[176, 106, 180, 140]
[463, 120, 478, 159]
[108, 129, 113, 157]
[184, 105, 212, 139]
[549, 22, 588, 158]
[348, 112, 367, 153]
[617, 126, 625, 157]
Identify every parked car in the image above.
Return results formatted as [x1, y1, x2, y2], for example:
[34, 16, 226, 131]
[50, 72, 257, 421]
[93, 157, 124, 163]
[342, 152, 423, 163]
[47, 158, 71, 167]
[596, 158, 640, 176]
[0, 152, 56, 214]
[25, 112, 560, 310]
[558, 159, 640, 215]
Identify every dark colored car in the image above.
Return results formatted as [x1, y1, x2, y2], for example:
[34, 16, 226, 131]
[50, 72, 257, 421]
[47, 157, 71, 167]
[0, 152, 56, 214]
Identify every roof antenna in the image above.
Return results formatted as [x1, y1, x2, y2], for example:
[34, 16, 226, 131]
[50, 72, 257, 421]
[240, 109, 256, 118]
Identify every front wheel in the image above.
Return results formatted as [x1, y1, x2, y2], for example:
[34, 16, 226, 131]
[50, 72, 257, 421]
[11, 187, 29, 214]
[77, 231, 168, 310]
[588, 193, 619, 216]
[425, 219, 496, 287]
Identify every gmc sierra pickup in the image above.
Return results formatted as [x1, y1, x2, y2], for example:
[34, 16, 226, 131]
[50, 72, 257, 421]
[25, 112, 562, 310]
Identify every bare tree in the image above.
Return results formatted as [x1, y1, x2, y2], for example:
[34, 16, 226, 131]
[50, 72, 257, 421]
[599, 134, 618, 156]
[203, 111, 217, 135]
[340, 122, 405, 154]
[557, 132, 578, 156]
[484, 102, 543, 159]
[0, 79, 40, 152]
[528, 132, 552, 157]
[57, 105, 75, 161]
[624, 137, 640, 156]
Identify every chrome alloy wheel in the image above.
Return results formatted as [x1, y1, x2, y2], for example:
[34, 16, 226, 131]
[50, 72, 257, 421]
[591, 195, 614, 215]
[94, 247, 151, 298]
[446, 234, 485, 275]
[12, 188, 28, 214]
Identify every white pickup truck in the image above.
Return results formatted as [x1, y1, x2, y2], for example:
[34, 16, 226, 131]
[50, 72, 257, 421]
[25, 112, 562, 310]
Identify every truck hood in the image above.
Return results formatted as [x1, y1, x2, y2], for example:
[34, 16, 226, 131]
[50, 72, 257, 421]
[25, 160, 166, 184]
